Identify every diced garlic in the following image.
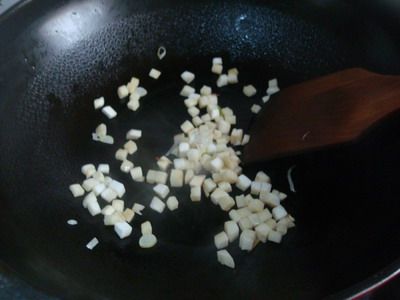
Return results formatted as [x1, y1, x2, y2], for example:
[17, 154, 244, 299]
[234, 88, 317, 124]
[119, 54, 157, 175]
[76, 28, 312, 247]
[248, 199, 264, 213]
[115, 148, 128, 161]
[188, 106, 200, 117]
[101, 188, 117, 202]
[104, 212, 124, 226]
[260, 191, 280, 207]
[219, 196, 235, 211]
[200, 85, 212, 96]
[184, 169, 194, 184]
[187, 149, 200, 162]
[92, 183, 106, 196]
[180, 85, 195, 97]
[267, 230, 282, 243]
[214, 231, 229, 249]
[86, 237, 99, 250]
[212, 64, 223, 74]
[255, 223, 271, 243]
[153, 183, 170, 199]
[166, 196, 179, 211]
[114, 221, 132, 239]
[239, 230, 256, 251]
[117, 85, 129, 99]
[120, 160, 133, 173]
[112, 199, 124, 213]
[95, 123, 107, 138]
[218, 182, 232, 192]
[212, 57, 223, 65]
[210, 157, 224, 172]
[127, 77, 139, 93]
[97, 163, 110, 174]
[180, 120, 195, 133]
[217, 250, 235, 269]
[81, 164, 96, 177]
[109, 179, 126, 198]
[93, 97, 105, 110]
[190, 175, 205, 187]
[122, 208, 135, 222]
[150, 197, 165, 213]
[251, 104, 261, 114]
[229, 209, 241, 222]
[266, 219, 277, 230]
[262, 95, 270, 103]
[272, 206, 288, 220]
[139, 234, 157, 248]
[238, 217, 253, 231]
[235, 194, 248, 208]
[102, 205, 115, 216]
[149, 68, 161, 79]
[126, 129, 142, 140]
[82, 178, 99, 192]
[257, 208, 272, 223]
[190, 186, 201, 202]
[102, 106, 117, 119]
[236, 174, 252, 191]
[141, 221, 152, 235]
[224, 221, 239, 242]
[136, 87, 147, 97]
[181, 71, 195, 84]
[243, 85, 257, 97]
[69, 184, 85, 197]
[130, 166, 144, 182]
[157, 156, 172, 171]
[124, 140, 137, 155]
[127, 96, 140, 111]
[170, 169, 184, 187]
[132, 203, 145, 215]
[178, 142, 190, 157]
[216, 74, 228, 87]
[210, 188, 228, 205]
[237, 207, 251, 218]
[87, 200, 101, 216]
[203, 178, 217, 196]
[248, 213, 261, 227]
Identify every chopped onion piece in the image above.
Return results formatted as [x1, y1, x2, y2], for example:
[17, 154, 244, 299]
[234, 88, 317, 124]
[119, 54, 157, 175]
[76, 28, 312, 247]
[224, 221, 239, 242]
[132, 203, 145, 215]
[117, 85, 129, 99]
[190, 186, 201, 202]
[127, 95, 140, 111]
[212, 57, 223, 65]
[157, 46, 166, 60]
[82, 192, 97, 208]
[239, 229, 256, 251]
[139, 234, 157, 248]
[180, 120, 195, 133]
[146, 170, 168, 184]
[262, 95, 270, 103]
[101, 205, 115, 216]
[212, 64, 223, 74]
[69, 184, 85, 197]
[216, 74, 228, 87]
[219, 196, 235, 211]
[166, 196, 179, 211]
[149, 68, 161, 79]
[82, 178, 99, 192]
[170, 169, 184, 187]
[266, 86, 280, 95]
[243, 85, 257, 97]
[188, 106, 200, 117]
[141, 221, 153, 235]
[92, 183, 106, 196]
[122, 208, 135, 222]
[87, 200, 101, 216]
[287, 165, 296, 193]
[180, 85, 195, 97]
[157, 156, 172, 171]
[93, 97, 105, 110]
[95, 124, 107, 138]
[255, 223, 271, 243]
[251, 104, 261, 114]
[260, 191, 280, 208]
[238, 217, 252, 231]
[67, 219, 78, 226]
[115, 148, 128, 161]
[181, 71, 195, 84]
[217, 250, 235, 269]
[112, 199, 124, 213]
[104, 212, 124, 226]
[214, 231, 229, 249]
[150, 196, 166, 213]
[86, 237, 99, 250]
[229, 209, 241, 222]
[272, 205, 288, 220]
[153, 183, 170, 199]
[124, 140, 137, 155]
[97, 163, 110, 174]
[218, 182, 232, 193]
[127, 77, 139, 93]
[266, 219, 277, 230]
[81, 164, 96, 177]
[130, 166, 144, 182]
[268, 230, 282, 243]
[136, 87, 147, 97]
[200, 85, 212, 96]
[102, 106, 117, 119]
[120, 160, 134, 173]
[109, 179, 126, 198]
[114, 221, 132, 239]
[126, 129, 142, 140]
[190, 175, 205, 187]
[203, 178, 217, 196]
[257, 208, 272, 223]
[236, 174, 252, 191]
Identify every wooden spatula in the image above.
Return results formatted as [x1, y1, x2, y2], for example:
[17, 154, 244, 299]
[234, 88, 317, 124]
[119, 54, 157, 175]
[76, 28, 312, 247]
[243, 68, 400, 163]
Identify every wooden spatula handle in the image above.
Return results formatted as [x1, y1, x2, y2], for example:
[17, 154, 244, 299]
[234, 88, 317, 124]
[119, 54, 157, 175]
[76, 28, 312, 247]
[244, 68, 400, 163]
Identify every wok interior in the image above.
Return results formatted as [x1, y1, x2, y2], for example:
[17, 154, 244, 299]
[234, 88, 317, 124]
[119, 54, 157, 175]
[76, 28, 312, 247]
[0, 1, 399, 299]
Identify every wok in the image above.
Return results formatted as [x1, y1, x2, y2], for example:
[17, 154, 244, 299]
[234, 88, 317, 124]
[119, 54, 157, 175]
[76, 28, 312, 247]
[0, 0, 399, 299]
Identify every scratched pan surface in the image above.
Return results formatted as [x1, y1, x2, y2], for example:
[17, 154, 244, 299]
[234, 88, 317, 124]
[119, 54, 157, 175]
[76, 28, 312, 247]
[0, 0, 400, 299]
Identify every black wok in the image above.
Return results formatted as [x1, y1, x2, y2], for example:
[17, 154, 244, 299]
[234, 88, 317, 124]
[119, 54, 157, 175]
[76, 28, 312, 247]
[0, 0, 400, 299]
